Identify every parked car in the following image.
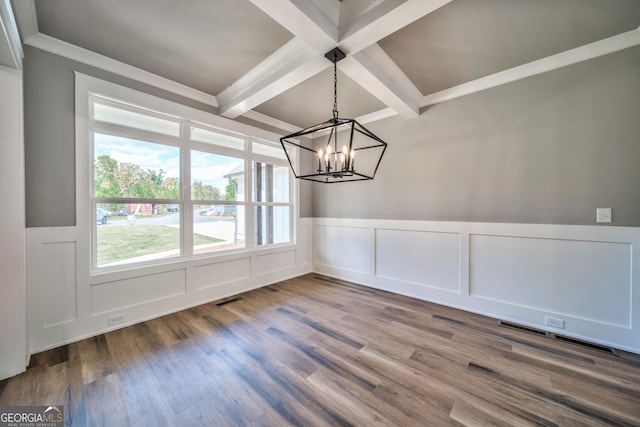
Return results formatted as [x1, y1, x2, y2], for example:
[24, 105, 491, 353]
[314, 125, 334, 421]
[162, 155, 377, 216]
[199, 207, 217, 216]
[97, 207, 109, 224]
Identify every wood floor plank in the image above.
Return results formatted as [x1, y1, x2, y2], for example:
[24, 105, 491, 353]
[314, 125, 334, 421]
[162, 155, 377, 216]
[2, 273, 639, 426]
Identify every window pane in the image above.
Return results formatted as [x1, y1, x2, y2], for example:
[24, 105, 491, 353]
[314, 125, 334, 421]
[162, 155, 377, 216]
[96, 203, 181, 267]
[191, 150, 244, 201]
[193, 205, 245, 254]
[253, 140, 287, 159]
[255, 206, 290, 246]
[191, 126, 245, 151]
[253, 162, 289, 203]
[94, 102, 180, 136]
[94, 134, 180, 199]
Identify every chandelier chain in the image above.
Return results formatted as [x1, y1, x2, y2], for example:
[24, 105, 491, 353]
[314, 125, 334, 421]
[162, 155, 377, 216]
[333, 59, 338, 119]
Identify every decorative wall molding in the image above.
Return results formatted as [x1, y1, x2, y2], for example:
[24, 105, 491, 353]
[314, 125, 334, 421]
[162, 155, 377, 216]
[26, 219, 313, 353]
[312, 217, 640, 354]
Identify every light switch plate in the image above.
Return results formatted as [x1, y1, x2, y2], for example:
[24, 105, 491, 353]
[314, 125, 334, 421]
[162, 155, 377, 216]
[596, 208, 612, 223]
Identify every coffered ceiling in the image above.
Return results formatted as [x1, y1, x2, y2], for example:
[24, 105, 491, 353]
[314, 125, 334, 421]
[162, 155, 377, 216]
[8, 0, 640, 130]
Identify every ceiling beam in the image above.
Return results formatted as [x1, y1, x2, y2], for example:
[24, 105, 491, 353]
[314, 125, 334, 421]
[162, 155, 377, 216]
[341, 43, 420, 118]
[218, 0, 344, 119]
[228, 0, 452, 120]
[421, 28, 640, 108]
[339, 0, 452, 54]
[248, 0, 338, 54]
[217, 37, 331, 118]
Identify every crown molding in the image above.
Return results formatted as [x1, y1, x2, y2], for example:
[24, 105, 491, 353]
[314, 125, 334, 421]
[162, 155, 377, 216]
[24, 32, 219, 107]
[0, 0, 23, 69]
[8, 0, 37, 40]
[241, 110, 300, 134]
[356, 107, 397, 124]
[421, 28, 640, 107]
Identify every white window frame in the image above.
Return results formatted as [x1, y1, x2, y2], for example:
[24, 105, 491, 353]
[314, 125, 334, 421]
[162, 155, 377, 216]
[75, 73, 297, 275]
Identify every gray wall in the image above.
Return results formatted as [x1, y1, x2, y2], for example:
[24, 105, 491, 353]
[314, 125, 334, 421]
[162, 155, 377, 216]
[23, 44, 640, 227]
[312, 46, 640, 226]
[24, 46, 211, 227]
[23, 46, 312, 226]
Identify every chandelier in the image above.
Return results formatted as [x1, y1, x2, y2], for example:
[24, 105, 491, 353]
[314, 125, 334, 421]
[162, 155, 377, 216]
[280, 48, 387, 183]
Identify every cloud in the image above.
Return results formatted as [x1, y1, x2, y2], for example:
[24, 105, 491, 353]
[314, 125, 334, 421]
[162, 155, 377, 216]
[95, 134, 243, 188]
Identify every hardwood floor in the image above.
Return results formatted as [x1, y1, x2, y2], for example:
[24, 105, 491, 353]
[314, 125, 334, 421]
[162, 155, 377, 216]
[2, 274, 640, 426]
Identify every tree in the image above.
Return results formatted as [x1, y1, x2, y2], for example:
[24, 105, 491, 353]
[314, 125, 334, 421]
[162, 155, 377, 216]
[94, 155, 180, 212]
[118, 162, 154, 197]
[148, 168, 165, 186]
[192, 181, 220, 201]
[159, 176, 180, 199]
[225, 178, 237, 201]
[95, 155, 121, 198]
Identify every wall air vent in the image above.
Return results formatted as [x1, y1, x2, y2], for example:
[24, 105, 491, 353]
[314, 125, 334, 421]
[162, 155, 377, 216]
[497, 320, 615, 354]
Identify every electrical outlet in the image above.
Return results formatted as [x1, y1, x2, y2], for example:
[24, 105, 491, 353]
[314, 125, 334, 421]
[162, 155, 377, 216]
[107, 314, 125, 326]
[545, 316, 565, 329]
[596, 208, 612, 223]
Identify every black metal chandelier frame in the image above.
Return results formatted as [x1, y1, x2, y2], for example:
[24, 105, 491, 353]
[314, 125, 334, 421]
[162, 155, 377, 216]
[280, 47, 387, 183]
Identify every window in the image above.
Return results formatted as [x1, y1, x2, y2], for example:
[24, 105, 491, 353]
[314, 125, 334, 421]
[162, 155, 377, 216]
[253, 161, 290, 245]
[93, 133, 181, 267]
[85, 88, 294, 270]
[191, 149, 245, 255]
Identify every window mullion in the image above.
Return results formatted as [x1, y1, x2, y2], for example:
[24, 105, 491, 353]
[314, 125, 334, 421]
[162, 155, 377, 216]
[245, 157, 255, 249]
[182, 132, 193, 257]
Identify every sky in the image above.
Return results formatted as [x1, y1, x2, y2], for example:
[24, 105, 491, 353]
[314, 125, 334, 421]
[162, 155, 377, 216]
[94, 133, 243, 191]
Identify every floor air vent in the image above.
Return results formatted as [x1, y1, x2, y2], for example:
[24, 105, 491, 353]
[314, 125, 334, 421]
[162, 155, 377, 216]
[498, 321, 549, 337]
[498, 320, 615, 354]
[553, 334, 615, 354]
[215, 297, 242, 307]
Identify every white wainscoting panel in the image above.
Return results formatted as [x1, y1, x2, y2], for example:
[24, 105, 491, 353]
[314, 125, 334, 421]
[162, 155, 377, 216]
[26, 218, 313, 353]
[42, 241, 78, 327]
[194, 257, 251, 290]
[469, 234, 631, 328]
[254, 249, 296, 276]
[312, 218, 640, 354]
[296, 223, 310, 266]
[315, 224, 371, 274]
[91, 269, 187, 315]
[375, 228, 460, 293]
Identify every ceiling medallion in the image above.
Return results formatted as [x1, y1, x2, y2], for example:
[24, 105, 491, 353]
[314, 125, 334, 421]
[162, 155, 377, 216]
[280, 48, 387, 183]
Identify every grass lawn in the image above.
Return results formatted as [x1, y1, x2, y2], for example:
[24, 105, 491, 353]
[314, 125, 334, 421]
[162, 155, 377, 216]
[97, 224, 223, 265]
